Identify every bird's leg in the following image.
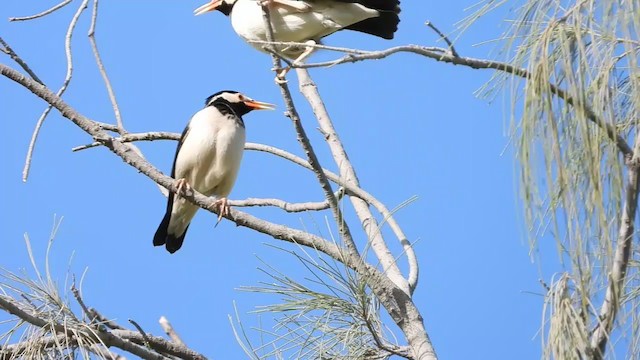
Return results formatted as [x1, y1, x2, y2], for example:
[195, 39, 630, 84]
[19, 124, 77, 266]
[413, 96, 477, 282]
[175, 178, 192, 197]
[213, 197, 230, 225]
[259, 0, 311, 12]
[276, 40, 316, 82]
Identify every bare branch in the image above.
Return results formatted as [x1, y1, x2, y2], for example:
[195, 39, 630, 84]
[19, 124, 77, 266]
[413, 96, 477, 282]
[259, 5, 360, 259]
[88, 307, 126, 331]
[590, 149, 640, 357]
[229, 190, 342, 212]
[158, 316, 186, 347]
[1, 63, 438, 359]
[9, 0, 73, 21]
[290, 44, 632, 158]
[72, 132, 180, 152]
[297, 69, 413, 295]
[128, 319, 152, 349]
[22, 0, 89, 182]
[0, 62, 386, 293]
[71, 282, 94, 323]
[0, 37, 44, 84]
[424, 21, 459, 57]
[72, 131, 418, 276]
[87, 0, 124, 132]
[0, 294, 205, 360]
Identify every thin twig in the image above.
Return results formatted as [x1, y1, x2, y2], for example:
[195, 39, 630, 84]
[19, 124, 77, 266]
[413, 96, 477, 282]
[290, 44, 631, 158]
[88, 0, 124, 132]
[297, 69, 413, 295]
[71, 281, 94, 323]
[71, 132, 415, 264]
[0, 295, 174, 360]
[88, 307, 126, 330]
[72, 131, 180, 151]
[158, 316, 186, 347]
[9, 0, 73, 21]
[259, 3, 360, 260]
[22, 0, 89, 182]
[0, 37, 44, 84]
[229, 188, 344, 212]
[128, 319, 152, 349]
[424, 21, 459, 57]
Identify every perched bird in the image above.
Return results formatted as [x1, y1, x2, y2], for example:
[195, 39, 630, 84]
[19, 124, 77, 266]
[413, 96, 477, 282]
[194, 0, 401, 78]
[153, 90, 275, 254]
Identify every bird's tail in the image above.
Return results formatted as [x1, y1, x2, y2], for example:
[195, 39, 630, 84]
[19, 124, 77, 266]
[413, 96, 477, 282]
[357, 0, 400, 13]
[153, 212, 189, 254]
[345, 10, 400, 40]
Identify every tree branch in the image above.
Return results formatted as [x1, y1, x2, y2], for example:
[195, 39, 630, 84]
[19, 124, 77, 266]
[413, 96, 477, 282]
[87, 0, 124, 133]
[8, 0, 73, 21]
[248, 42, 631, 158]
[0, 295, 175, 360]
[0, 62, 386, 298]
[22, 0, 89, 182]
[158, 316, 186, 347]
[589, 142, 640, 357]
[0, 37, 44, 85]
[259, 4, 359, 253]
[297, 69, 415, 295]
[72, 132, 418, 284]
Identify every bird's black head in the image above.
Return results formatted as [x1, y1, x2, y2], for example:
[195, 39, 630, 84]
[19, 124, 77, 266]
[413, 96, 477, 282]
[194, 0, 236, 16]
[205, 90, 275, 117]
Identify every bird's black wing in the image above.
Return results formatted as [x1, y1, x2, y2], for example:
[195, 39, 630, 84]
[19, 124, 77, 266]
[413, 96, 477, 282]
[326, 0, 400, 12]
[153, 124, 191, 249]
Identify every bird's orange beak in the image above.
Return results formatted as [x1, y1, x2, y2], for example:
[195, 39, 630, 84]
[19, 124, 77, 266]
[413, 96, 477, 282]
[243, 99, 276, 111]
[194, 0, 223, 16]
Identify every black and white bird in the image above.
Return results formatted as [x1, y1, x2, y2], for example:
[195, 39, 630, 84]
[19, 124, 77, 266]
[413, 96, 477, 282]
[194, 0, 401, 78]
[153, 90, 275, 254]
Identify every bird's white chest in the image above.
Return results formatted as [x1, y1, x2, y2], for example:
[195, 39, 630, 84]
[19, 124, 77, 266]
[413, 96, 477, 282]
[229, 0, 378, 56]
[174, 107, 246, 196]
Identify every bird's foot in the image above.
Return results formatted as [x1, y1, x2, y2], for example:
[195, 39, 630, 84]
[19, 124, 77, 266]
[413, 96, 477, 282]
[175, 178, 191, 197]
[213, 197, 230, 226]
[275, 70, 289, 84]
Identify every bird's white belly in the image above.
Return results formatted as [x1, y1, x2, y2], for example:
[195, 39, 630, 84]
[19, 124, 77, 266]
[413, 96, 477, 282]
[229, 0, 378, 57]
[174, 114, 246, 198]
[167, 108, 245, 236]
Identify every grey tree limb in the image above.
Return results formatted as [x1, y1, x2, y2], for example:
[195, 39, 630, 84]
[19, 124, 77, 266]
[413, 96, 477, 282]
[72, 132, 419, 284]
[589, 140, 640, 357]
[0, 37, 44, 85]
[22, 0, 89, 182]
[257, 7, 435, 359]
[158, 316, 186, 347]
[8, 0, 73, 22]
[252, 41, 632, 159]
[2, 54, 436, 360]
[297, 69, 415, 295]
[87, 0, 124, 133]
[258, 4, 360, 261]
[0, 295, 177, 360]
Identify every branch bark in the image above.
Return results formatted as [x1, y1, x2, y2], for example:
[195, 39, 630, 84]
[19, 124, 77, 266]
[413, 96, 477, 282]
[296, 69, 416, 295]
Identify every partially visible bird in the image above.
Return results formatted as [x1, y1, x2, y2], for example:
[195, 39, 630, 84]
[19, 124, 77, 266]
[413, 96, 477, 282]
[194, 0, 401, 78]
[153, 90, 275, 254]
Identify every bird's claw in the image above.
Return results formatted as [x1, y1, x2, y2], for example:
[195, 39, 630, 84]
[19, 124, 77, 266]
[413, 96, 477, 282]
[213, 197, 230, 226]
[175, 178, 191, 197]
[275, 66, 291, 84]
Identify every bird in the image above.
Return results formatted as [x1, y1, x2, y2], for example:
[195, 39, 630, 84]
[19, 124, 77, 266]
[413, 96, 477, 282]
[153, 90, 275, 254]
[194, 0, 401, 79]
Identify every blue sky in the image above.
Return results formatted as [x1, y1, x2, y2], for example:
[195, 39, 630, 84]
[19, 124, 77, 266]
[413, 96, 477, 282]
[2, 1, 554, 358]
